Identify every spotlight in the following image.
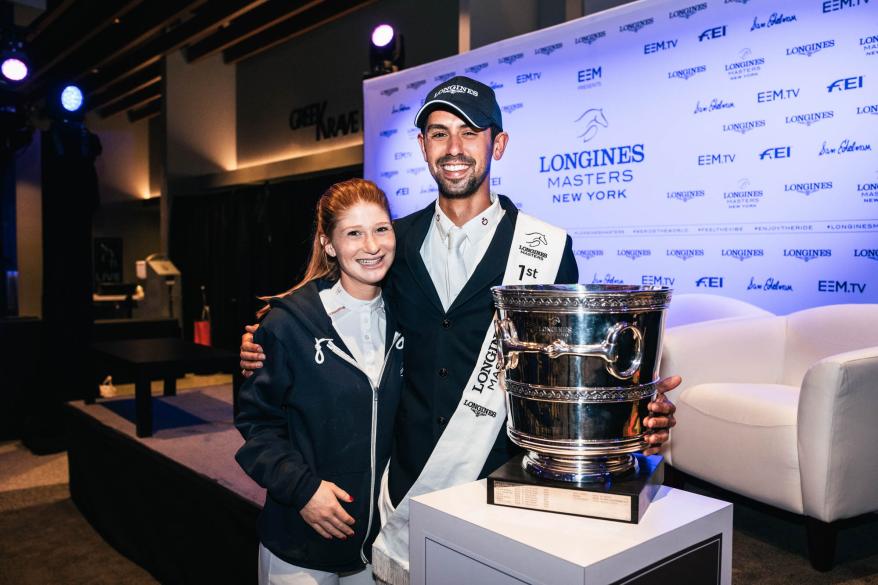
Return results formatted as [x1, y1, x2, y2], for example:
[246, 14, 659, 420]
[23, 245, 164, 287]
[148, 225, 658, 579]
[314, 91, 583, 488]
[0, 35, 29, 85]
[1, 55, 27, 82]
[60, 85, 84, 113]
[47, 83, 86, 122]
[371, 24, 394, 48]
[368, 23, 404, 77]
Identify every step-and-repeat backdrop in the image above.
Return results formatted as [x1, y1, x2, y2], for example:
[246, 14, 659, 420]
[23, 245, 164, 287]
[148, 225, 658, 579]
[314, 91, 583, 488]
[363, 0, 877, 313]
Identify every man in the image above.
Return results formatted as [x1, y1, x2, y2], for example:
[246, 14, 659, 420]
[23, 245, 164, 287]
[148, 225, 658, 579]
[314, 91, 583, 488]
[241, 76, 678, 583]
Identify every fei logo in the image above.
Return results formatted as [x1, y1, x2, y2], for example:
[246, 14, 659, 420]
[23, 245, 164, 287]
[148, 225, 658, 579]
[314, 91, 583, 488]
[379, 129, 397, 138]
[380, 87, 399, 96]
[574, 108, 608, 143]
[760, 147, 791, 160]
[406, 80, 427, 91]
[696, 276, 724, 288]
[395, 187, 410, 196]
[699, 26, 726, 42]
[828, 76, 864, 92]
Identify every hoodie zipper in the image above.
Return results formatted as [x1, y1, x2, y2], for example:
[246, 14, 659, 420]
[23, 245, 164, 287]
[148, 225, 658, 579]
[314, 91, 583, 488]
[325, 331, 402, 565]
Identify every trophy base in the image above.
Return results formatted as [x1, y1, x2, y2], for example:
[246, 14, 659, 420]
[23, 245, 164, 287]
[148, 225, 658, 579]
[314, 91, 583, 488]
[523, 451, 638, 483]
[487, 453, 664, 524]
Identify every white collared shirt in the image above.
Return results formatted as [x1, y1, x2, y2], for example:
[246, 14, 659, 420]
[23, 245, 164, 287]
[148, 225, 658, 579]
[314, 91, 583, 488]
[420, 192, 505, 311]
[318, 280, 387, 388]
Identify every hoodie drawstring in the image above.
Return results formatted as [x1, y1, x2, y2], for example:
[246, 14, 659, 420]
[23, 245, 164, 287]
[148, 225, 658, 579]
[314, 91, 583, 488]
[314, 338, 332, 364]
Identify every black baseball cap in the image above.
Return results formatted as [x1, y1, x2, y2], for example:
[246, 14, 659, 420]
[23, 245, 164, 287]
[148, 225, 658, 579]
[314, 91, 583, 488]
[414, 76, 503, 132]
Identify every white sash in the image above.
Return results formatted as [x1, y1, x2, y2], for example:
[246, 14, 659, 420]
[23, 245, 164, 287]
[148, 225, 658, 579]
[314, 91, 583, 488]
[372, 212, 568, 585]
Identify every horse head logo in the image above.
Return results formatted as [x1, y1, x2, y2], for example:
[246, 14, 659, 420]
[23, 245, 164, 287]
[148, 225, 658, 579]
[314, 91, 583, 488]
[574, 108, 609, 143]
[525, 232, 548, 247]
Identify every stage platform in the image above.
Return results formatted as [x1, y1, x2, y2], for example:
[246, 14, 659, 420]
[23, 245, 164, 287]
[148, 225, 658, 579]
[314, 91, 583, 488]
[66, 385, 264, 585]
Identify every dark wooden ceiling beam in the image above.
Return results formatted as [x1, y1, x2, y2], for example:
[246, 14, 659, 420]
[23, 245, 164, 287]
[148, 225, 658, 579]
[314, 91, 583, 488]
[126, 96, 161, 123]
[78, 0, 269, 96]
[25, 0, 205, 100]
[25, 0, 141, 82]
[97, 80, 160, 118]
[23, 0, 77, 43]
[184, 0, 319, 64]
[88, 61, 162, 111]
[223, 0, 376, 64]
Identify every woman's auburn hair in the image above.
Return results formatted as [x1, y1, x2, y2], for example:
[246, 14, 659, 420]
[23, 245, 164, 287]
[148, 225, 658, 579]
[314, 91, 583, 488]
[255, 178, 391, 319]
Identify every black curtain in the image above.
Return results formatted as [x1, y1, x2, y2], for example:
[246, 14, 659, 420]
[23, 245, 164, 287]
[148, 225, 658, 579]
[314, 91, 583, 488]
[169, 167, 361, 351]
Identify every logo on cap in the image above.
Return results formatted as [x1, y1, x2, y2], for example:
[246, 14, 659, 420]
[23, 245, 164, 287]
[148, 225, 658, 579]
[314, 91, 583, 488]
[435, 85, 479, 98]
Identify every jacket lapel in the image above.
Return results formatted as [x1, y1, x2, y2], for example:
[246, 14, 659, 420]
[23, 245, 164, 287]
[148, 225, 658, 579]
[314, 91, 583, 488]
[402, 203, 444, 314]
[448, 196, 519, 313]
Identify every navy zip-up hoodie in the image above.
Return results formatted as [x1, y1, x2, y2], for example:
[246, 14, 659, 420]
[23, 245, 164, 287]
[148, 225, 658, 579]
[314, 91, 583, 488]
[235, 279, 404, 573]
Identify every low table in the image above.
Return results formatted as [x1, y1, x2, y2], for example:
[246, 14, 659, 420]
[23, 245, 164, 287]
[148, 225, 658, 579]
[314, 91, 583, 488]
[89, 338, 242, 437]
[410, 479, 732, 585]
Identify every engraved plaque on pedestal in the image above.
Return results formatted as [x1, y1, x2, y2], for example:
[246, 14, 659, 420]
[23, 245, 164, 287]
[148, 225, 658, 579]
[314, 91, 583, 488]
[487, 453, 664, 524]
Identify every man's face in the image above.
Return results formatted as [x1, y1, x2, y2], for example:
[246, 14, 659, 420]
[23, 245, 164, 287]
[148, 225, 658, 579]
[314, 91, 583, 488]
[418, 109, 507, 199]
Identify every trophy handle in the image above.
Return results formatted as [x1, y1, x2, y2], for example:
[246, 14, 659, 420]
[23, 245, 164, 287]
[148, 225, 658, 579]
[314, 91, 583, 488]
[495, 319, 643, 380]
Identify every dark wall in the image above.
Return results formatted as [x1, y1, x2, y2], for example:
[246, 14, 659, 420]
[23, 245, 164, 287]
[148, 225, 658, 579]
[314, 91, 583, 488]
[169, 167, 361, 350]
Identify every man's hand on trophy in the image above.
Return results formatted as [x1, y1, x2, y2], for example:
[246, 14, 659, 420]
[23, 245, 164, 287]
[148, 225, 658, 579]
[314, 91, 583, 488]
[642, 375, 680, 456]
[240, 324, 264, 378]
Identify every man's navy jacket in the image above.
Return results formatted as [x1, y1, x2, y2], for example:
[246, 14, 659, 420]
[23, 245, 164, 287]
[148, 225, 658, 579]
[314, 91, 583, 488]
[384, 195, 579, 505]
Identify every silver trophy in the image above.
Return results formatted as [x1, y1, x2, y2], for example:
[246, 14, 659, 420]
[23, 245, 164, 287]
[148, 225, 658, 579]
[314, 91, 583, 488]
[492, 284, 672, 483]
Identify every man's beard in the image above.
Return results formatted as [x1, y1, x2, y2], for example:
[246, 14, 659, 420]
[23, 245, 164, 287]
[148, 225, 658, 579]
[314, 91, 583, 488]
[430, 155, 490, 199]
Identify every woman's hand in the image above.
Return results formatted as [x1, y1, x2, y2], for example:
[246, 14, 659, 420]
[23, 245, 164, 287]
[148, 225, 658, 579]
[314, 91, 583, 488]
[240, 324, 264, 378]
[299, 481, 356, 539]
[643, 375, 680, 456]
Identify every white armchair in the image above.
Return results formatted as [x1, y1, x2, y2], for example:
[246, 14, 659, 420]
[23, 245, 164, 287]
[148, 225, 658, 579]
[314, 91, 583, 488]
[660, 304, 878, 570]
[665, 293, 773, 328]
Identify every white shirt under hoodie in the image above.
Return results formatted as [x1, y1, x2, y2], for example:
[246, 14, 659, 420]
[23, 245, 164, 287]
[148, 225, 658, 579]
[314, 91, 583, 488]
[318, 280, 387, 388]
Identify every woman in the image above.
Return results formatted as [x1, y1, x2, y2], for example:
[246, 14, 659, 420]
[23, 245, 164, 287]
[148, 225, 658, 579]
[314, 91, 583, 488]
[235, 178, 402, 585]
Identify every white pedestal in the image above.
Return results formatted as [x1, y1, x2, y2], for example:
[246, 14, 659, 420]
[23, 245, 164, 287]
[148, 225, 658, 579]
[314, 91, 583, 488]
[410, 480, 732, 585]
